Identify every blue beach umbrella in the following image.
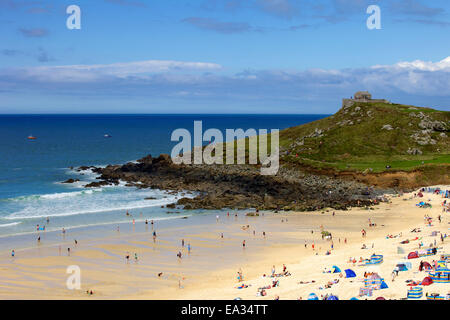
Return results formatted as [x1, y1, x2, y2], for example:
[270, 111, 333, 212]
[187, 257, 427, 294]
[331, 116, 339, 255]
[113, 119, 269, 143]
[308, 293, 319, 300]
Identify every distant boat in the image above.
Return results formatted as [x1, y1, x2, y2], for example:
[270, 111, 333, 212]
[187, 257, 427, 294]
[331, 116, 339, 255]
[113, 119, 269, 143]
[28, 135, 37, 140]
[104, 134, 112, 138]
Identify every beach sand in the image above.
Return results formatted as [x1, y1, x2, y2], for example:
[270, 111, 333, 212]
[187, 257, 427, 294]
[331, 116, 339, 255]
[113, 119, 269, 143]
[0, 185, 448, 300]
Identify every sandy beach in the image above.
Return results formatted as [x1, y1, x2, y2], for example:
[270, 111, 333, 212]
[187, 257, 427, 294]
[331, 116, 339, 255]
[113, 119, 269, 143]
[0, 185, 448, 300]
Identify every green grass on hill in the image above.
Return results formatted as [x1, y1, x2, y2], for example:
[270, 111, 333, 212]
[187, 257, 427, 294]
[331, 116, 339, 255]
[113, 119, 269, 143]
[279, 101, 450, 173]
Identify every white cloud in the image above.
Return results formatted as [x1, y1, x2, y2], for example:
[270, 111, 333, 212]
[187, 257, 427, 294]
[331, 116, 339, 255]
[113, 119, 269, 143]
[4, 59, 222, 83]
[373, 56, 450, 72]
[1, 56, 450, 112]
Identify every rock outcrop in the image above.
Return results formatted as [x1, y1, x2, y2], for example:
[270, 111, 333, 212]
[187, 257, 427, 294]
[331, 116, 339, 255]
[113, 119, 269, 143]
[84, 154, 386, 211]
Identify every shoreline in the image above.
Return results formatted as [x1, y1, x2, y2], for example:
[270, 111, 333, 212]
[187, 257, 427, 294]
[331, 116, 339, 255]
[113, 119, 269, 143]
[0, 185, 448, 300]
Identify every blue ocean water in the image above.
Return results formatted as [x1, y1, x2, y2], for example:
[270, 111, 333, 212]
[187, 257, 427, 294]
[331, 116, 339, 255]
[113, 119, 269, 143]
[0, 114, 326, 238]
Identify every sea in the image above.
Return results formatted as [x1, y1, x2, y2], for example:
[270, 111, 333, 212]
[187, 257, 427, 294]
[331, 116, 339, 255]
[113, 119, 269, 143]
[0, 114, 327, 242]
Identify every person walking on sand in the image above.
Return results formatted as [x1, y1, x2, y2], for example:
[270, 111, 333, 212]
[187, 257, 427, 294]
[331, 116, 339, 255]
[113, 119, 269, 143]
[67, 247, 71, 256]
[181, 239, 185, 247]
[11, 250, 15, 257]
[242, 240, 246, 248]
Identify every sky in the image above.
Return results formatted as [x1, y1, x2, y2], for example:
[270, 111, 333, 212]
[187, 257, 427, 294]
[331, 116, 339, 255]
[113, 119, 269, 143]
[0, 0, 450, 114]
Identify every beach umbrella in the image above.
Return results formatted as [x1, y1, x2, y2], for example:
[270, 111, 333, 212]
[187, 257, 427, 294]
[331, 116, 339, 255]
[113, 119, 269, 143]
[327, 295, 339, 300]
[376, 297, 386, 300]
[345, 269, 356, 278]
[350, 297, 359, 300]
[308, 293, 319, 300]
[332, 265, 341, 273]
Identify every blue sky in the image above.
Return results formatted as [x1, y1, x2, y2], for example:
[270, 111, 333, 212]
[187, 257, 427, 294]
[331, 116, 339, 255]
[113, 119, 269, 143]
[1, 0, 450, 113]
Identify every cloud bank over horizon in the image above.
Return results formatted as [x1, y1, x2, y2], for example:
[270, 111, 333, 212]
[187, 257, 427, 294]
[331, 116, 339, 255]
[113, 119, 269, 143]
[1, 56, 449, 113]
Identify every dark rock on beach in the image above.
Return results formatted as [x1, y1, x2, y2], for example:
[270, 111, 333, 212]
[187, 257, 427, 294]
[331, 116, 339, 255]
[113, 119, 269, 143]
[81, 154, 387, 211]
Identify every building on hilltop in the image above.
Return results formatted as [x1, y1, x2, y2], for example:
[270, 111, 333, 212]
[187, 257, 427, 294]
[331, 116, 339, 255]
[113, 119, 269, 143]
[342, 91, 390, 108]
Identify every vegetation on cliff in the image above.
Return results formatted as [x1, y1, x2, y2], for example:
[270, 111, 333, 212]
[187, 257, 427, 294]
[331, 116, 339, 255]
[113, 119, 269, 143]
[278, 102, 449, 179]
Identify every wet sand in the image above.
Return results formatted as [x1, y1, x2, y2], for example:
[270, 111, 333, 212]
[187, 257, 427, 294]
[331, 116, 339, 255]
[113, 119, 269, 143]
[0, 186, 448, 300]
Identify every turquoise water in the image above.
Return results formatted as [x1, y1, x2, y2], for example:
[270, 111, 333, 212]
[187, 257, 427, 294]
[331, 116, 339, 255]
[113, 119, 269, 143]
[0, 114, 327, 238]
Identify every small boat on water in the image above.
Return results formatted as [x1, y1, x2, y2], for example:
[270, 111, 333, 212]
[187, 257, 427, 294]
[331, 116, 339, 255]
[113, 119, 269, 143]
[104, 134, 112, 138]
[28, 135, 37, 140]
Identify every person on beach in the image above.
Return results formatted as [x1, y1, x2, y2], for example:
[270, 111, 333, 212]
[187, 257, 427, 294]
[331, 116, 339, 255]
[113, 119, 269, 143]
[37, 236, 41, 243]
[125, 253, 130, 263]
[181, 239, 185, 247]
[145, 220, 148, 225]
[221, 233, 224, 239]
[187, 243, 191, 254]
[242, 240, 246, 248]
[271, 265, 276, 276]
[237, 269, 243, 282]
[153, 231, 157, 242]
[11, 250, 15, 257]
[62, 228, 66, 235]
[67, 247, 71, 256]
[134, 253, 138, 262]
[177, 251, 182, 259]
[263, 231, 266, 238]
[74, 239, 78, 246]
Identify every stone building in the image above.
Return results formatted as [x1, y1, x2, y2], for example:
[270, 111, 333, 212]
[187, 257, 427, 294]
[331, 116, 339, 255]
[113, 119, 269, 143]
[342, 91, 389, 108]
